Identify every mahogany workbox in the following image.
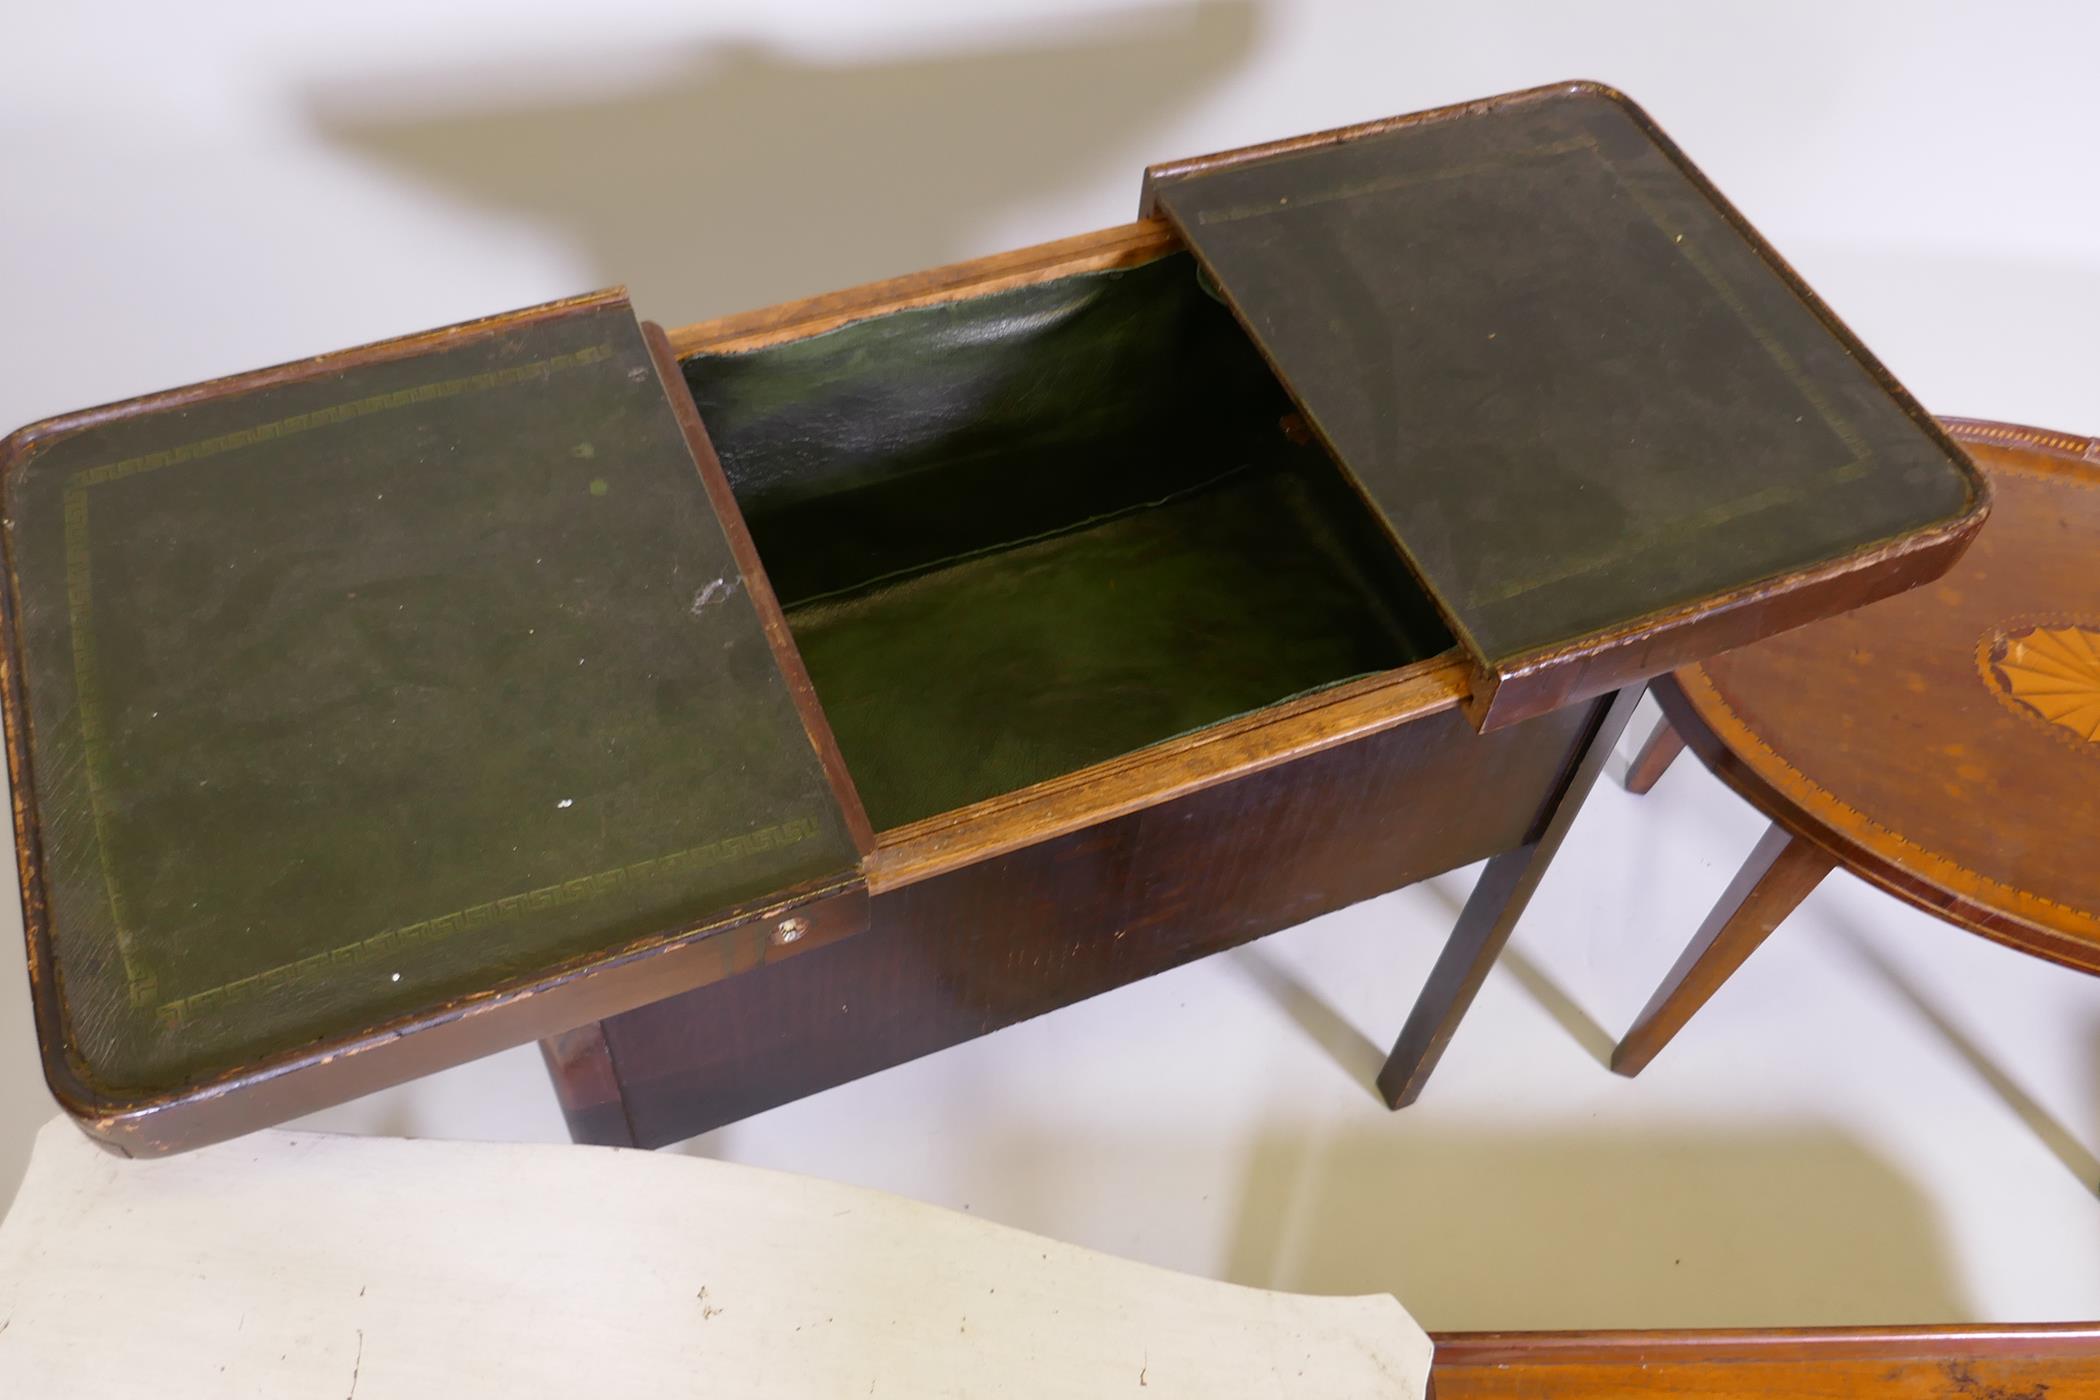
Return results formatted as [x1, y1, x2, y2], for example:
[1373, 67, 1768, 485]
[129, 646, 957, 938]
[0, 82, 1984, 1154]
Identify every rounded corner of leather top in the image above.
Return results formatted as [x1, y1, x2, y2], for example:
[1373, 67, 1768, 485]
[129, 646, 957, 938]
[1556, 78, 1646, 114]
[23, 970, 159, 1148]
[39, 1045, 122, 1134]
[40, 1049, 182, 1159]
[1942, 447, 1996, 536]
[1959, 467, 1995, 527]
[0, 418, 60, 510]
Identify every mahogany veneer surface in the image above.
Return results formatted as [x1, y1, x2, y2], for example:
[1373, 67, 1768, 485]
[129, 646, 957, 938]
[1663, 420, 2100, 968]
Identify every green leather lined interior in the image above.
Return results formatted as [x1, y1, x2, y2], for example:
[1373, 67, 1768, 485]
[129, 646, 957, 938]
[683, 254, 1453, 831]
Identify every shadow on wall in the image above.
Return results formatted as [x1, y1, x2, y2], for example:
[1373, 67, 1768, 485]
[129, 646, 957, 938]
[303, 3, 1258, 322]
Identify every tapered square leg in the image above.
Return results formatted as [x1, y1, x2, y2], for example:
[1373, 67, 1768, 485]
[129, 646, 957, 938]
[1624, 714, 1686, 795]
[1377, 685, 1645, 1108]
[1611, 823, 1835, 1077]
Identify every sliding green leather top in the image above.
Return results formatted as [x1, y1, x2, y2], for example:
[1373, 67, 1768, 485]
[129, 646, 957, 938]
[1149, 84, 1984, 689]
[2, 296, 860, 1098]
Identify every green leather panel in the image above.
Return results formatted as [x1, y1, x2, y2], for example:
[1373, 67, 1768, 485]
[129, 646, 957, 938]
[787, 463, 1436, 830]
[1150, 86, 1984, 670]
[685, 255, 1452, 829]
[4, 299, 860, 1095]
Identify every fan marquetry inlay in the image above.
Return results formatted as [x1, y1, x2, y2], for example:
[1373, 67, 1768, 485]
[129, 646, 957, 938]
[1983, 622, 2100, 744]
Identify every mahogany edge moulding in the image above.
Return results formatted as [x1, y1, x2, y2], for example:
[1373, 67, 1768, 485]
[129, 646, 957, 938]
[1428, 1322, 2100, 1400]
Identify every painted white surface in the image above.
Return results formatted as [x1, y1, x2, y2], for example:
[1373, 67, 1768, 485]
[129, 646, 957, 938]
[0, 1119, 1432, 1396]
[2, 1, 2096, 1332]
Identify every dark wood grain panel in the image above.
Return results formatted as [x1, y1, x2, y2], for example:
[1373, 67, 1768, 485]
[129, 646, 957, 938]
[570, 701, 1590, 1148]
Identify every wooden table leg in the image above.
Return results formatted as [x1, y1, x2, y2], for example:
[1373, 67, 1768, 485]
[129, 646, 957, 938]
[1624, 714, 1686, 795]
[1611, 823, 1836, 1077]
[540, 1023, 640, 1147]
[1377, 685, 1645, 1108]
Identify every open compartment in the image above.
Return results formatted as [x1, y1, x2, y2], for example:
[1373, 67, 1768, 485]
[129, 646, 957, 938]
[680, 250, 1456, 833]
[1, 84, 1992, 1157]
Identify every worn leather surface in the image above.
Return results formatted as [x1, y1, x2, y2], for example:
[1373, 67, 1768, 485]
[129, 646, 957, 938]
[4, 299, 860, 1094]
[685, 255, 1452, 828]
[1151, 86, 1983, 670]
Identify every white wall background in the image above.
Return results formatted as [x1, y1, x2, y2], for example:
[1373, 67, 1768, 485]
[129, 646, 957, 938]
[2, 1, 2096, 1330]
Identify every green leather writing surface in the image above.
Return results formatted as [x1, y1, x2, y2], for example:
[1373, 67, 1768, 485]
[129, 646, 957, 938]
[3, 296, 859, 1096]
[1149, 85, 1983, 678]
